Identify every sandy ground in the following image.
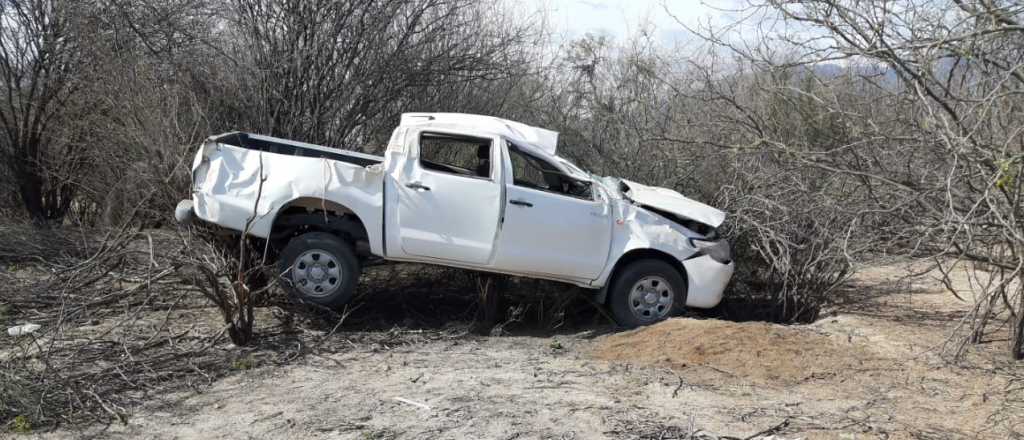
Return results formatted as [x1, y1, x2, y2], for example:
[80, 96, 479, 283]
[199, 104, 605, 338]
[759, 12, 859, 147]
[23, 262, 1024, 440]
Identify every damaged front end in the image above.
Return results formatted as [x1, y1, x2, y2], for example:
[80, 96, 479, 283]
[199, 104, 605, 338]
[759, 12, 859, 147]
[613, 178, 734, 308]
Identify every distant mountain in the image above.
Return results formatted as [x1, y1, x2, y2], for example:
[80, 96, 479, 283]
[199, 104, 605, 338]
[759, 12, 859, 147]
[803, 57, 971, 88]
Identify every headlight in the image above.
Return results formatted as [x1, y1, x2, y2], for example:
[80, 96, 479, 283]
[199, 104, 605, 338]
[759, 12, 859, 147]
[689, 237, 731, 264]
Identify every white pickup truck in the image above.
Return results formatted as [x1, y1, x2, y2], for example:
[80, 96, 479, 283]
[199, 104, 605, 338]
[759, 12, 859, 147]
[175, 113, 734, 327]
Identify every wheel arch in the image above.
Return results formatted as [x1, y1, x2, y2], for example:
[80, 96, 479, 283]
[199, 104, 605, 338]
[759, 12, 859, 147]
[277, 231, 361, 310]
[595, 248, 688, 305]
[269, 197, 371, 255]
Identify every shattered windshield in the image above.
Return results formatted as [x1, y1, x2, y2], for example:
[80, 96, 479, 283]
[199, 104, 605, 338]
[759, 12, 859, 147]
[553, 153, 623, 198]
[590, 175, 624, 198]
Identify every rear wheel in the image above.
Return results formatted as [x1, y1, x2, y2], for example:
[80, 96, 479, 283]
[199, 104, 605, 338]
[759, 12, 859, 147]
[277, 232, 360, 310]
[607, 259, 686, 328]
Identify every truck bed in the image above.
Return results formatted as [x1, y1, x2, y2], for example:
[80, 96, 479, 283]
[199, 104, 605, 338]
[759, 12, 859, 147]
[211, 132, 384, 168]
[183, 131, 386, 242]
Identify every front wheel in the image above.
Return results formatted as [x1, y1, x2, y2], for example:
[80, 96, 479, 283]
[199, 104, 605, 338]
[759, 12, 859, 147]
[607, 259, 687, 328]
[277, 232, 360, 310]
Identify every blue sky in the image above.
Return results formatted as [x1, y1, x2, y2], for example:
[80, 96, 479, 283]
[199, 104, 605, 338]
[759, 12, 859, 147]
[520, 0, 744, 43]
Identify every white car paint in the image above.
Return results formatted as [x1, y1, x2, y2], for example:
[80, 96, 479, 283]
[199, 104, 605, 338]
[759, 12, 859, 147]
[619, 178, 727, 228]
[189, 137, 386, 254]
[400, 113, 560, 156]
[492, 185, 613, 280]
[178, 113, 734, 309]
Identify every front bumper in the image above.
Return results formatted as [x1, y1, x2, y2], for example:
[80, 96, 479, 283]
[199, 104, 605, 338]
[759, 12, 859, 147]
[681, 255, 734, 308]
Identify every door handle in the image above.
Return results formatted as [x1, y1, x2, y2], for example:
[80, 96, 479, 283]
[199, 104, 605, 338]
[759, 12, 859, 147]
[405, 182, 431, 191]
[509, 199, 533, 207]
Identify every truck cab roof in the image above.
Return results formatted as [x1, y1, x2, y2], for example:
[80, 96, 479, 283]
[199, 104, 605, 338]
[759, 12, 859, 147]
[399, 113, 560, 160]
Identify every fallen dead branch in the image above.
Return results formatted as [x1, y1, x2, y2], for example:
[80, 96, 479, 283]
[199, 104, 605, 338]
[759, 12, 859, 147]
[604, 415, 792, 440]
[0, 225, 235, 429]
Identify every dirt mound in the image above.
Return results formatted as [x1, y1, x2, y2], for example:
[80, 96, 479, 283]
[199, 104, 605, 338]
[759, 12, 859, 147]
[589, 317, 882, 384]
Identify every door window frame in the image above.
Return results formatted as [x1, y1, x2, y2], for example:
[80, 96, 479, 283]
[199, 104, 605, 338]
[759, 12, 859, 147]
[416, 132, 495, 181]
[505, 141, 596, 201]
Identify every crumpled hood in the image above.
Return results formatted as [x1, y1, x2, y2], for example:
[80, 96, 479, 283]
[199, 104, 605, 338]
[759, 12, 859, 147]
[620, 179, 726, 228]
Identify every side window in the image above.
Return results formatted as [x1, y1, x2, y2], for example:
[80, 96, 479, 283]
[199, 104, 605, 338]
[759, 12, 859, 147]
[418, 133, 492, 178]
[508, 143, 593, 200]
[508, 145, 549, 190]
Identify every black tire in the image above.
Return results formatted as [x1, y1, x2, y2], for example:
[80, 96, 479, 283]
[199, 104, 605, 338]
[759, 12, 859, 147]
[276, 232, 360, 310]
[607, 259, 687, 328]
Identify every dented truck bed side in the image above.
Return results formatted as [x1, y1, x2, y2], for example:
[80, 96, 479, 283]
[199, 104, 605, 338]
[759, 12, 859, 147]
[189, 132, 388, 256]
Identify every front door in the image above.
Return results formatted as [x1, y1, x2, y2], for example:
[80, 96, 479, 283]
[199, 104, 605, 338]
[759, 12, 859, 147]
[492, 143, 612, 280]
[395, 131, 502, 265]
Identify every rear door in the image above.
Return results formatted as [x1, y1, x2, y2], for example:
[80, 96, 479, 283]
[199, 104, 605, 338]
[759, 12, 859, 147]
[491, 142, 612, 280]
[392, 130, 503, 265]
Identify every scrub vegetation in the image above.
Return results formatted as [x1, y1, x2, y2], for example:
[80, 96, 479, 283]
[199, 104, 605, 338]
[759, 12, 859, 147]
[0, 0, 1022, 437]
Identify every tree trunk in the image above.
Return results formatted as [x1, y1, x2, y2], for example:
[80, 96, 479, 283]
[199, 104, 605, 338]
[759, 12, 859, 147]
[18, 171, 47, 225]
[1012, 273, 1024, 360]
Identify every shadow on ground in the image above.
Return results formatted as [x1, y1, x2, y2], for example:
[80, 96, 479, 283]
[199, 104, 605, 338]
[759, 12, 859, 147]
[243, 260, 955, 361]
[240, 263, 621, 359]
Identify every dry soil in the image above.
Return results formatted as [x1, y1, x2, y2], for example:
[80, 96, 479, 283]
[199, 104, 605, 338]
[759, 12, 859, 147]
[26, 262, 1024, 440]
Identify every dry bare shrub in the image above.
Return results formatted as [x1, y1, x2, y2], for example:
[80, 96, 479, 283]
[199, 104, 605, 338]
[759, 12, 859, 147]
[0, 0, 224, 228]
[221, 0, 547, 151]
[173, 229, 271, 346]
[720, 0, 1024, 359]
[0, 1, 97, 224]
[679, 65, 895, 323]
[0, 223, 229, 429]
